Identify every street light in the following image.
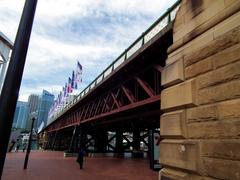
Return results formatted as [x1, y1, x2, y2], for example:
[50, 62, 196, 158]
[23, 117, 35, 170]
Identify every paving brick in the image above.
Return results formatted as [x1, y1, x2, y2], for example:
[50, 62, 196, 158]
[2, 151, 157, 180]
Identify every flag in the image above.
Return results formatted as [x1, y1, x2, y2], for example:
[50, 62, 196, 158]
[68, 77, 72, 93]
[64, 83, 67, 97]
[76, 61, 82, 85]
[71, 70, 75, 89]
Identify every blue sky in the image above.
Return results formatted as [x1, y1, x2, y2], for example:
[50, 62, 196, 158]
[0, 0, 177, 101]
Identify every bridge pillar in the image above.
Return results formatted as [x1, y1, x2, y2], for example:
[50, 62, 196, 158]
[132, 129, 142, 158]
[94, 131, 108, 153]
[132, 129, 140, 151]
[115, 130, 123, 156]
[160, 0, 240, 179]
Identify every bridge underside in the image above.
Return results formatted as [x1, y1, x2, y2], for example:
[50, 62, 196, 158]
[40, 24, 173, 170]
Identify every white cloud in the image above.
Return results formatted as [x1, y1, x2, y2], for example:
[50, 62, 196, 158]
[0, 0, 177, 101]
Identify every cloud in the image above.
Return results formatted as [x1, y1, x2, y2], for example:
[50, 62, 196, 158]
[0, 0, 177, 101]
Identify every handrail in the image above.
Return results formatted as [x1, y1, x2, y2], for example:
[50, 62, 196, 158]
[47, 0, 181, 125]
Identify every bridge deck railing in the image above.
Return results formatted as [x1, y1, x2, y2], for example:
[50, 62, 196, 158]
[48, 0, 181, 125]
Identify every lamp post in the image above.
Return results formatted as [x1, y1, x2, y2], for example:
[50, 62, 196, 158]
[23, 117, 35, 170]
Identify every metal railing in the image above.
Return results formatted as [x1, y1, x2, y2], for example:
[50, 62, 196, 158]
[47, 0, 181, 125]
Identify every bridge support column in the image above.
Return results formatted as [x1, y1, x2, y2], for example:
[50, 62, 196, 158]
[115, 130, 123, 156]
[68, 126, 78, 152]
[132, 129, 140, 150]
[94, 131, 108, 153]
[132, 129, 143, 158]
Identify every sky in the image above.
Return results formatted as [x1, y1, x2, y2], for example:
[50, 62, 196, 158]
[0, 0, 177, 102]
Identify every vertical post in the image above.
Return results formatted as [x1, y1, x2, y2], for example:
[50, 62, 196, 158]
[148, 129, 154, 170]
[23, 117, 35, 170]
[68, 126, 77, 152]
[0, 0, 37, 177]
[51, 131, 58, 150]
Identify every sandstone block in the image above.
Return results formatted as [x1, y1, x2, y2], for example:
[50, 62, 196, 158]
[160, 140, 199, 171]
[197, 51, 240, 89]
[159, 168, 188, 180]
[159, 168, 215, 180]
[212, 43, 240, 69]
[202, 140, 240, 160]
[161, 80, 197, 110]
[203, 157, 240, 180]
[174, 0, 225, 42]
[160, 110, 187, 138]
[198, 79, 240, 105]
[184, 26, 240, 67]
[161, 59, 184, 87]
[214, 11, 240, 38]
[187, 119, 240, 138]
[187, 99, 240, 123]
[185, 58, 212, 79]
[167, 28, 214, 65]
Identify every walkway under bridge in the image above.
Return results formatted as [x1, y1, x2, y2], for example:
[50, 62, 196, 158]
[40, 1, 181, 170]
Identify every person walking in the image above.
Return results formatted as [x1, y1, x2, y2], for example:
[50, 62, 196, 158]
[15, 143, 20, 152]
[76, 148, 86, 169]
[22, 143, 27, 152]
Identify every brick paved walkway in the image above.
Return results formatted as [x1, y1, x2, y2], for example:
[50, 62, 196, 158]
[2, 151, 158, 180]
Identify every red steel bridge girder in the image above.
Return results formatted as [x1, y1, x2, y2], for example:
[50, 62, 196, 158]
[46, 65, 162, 133]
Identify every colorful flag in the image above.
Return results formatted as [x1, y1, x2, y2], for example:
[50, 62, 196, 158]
[71, 70, 75, 89]
[64, 83, 67, 97]
[68, 77, 72, 93]
[75, 61, 82, 89]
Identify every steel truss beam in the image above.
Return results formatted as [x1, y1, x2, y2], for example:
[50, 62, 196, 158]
[46, 64, 162, 132]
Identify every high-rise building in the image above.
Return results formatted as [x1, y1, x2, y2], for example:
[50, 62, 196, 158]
[26, 94, 40, 130]
[36, 90, 54, 132]
[12, 101, 29, 129]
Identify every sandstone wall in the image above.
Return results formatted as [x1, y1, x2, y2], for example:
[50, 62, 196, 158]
[159, 0, 240, 179]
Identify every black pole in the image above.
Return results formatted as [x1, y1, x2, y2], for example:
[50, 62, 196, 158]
[23, 117, 35, 170]
[0, 0, 37, 177]
[68, 126, 77, 152]
[51, 131, 58, 150]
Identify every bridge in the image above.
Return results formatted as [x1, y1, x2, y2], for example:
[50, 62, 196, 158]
[41, 0, 180, 168]
[41, 0, 240, 179]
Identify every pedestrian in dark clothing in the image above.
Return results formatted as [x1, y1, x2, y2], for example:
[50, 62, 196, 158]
[76, 148, 86, 169]
[22, 143, 27, 152]
[15, 144, 20, 152]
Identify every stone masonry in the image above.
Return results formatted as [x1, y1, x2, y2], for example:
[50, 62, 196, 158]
[160, 0, 240, 179]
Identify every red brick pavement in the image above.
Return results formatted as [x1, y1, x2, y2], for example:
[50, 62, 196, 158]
[2, 151, 158, 180]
